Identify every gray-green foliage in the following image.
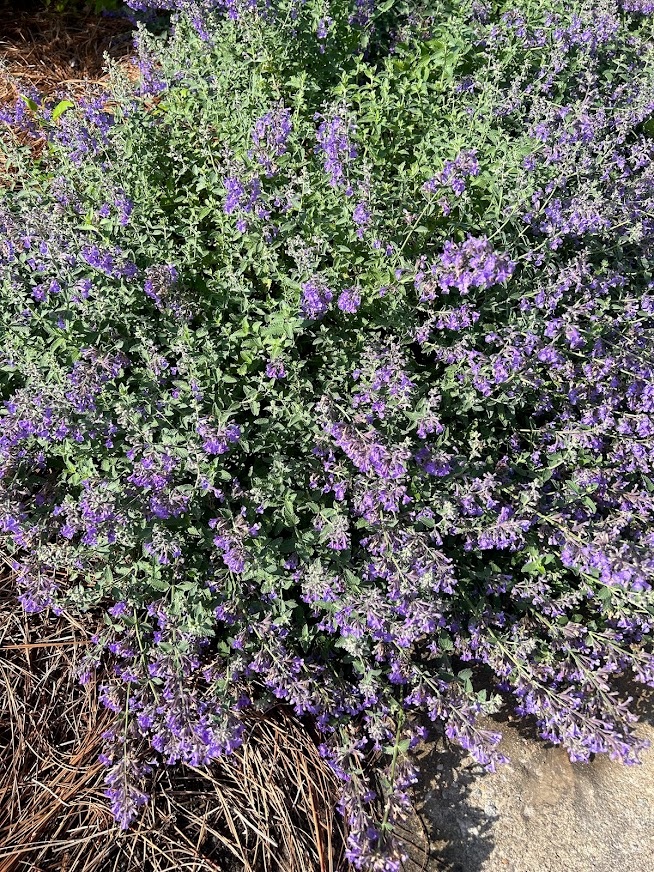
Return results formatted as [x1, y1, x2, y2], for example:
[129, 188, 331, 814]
[2, 1, 654, 866]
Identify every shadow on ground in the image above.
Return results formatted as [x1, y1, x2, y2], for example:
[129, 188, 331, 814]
[414, 738, 496, 872]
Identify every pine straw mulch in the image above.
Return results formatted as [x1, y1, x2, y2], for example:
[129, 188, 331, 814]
[0, 4, 136, 105]
[0, 557, 350, 872]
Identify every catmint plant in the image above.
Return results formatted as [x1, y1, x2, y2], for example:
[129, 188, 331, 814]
[2, 1, 654, 868]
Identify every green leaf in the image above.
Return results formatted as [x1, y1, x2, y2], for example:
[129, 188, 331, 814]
[282, 496, 298, 526]
[438, 633, 454, 651]
[52, 99, 74, 122]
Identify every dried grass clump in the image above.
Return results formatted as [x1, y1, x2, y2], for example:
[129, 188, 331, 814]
[0, 556, 350, 872]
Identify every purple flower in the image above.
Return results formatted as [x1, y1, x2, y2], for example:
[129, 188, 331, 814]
[337, 287, 361, 314]
[31, 285, 48, 303]
[423, 149, 480, 197]
[144, 263, 179, 310]
[223, 174, 261, 217]
[108, 601, 130, 619]
[352, 201, 371, 238]
[196, 420, 241, 455]
[315, 114, 357, 192]
[82, 244, 138, 279]
[102, 753, 150, 830]
[265, 359, 286, 379]
[250, 104, 292, 176]
[301, 279, 333, 319]
[416, 235, 515, 301]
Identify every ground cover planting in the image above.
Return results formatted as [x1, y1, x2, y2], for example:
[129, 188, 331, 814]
[1, 1, 654, 868]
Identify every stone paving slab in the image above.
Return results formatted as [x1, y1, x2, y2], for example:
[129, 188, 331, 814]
[413, 711, 654, 872]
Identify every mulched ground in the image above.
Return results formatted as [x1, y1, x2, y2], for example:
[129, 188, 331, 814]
[0, 556, 348, 872]
[0, 4, 134, 105]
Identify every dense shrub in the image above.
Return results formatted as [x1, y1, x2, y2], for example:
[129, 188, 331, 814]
[2, 0, 654, 866]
